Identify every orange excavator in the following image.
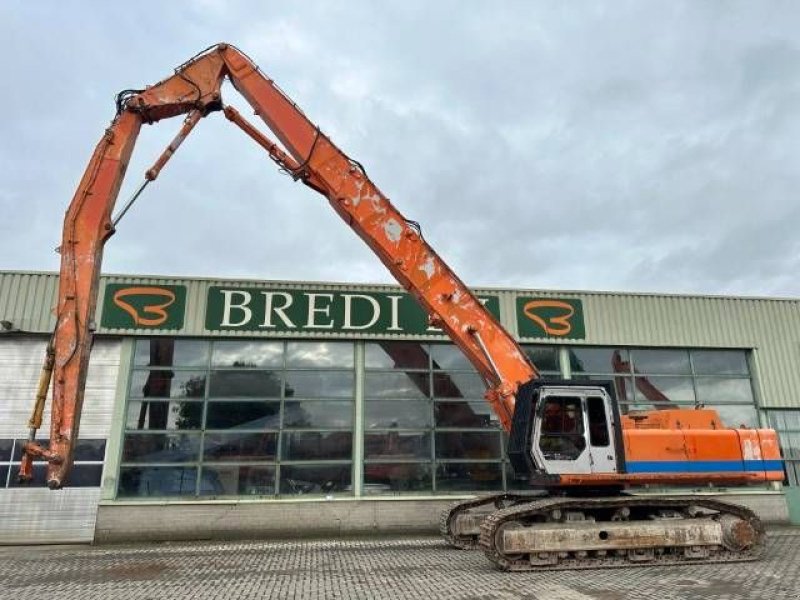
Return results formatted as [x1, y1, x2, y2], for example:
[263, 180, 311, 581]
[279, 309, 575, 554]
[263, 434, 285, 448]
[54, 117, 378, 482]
[19, 43, 783, 570]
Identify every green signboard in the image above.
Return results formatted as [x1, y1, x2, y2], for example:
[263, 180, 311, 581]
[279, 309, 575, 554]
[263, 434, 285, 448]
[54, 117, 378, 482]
[205, 287, 500, 335]
[101, 284, 187, 330]
[516, 297, 585, 340]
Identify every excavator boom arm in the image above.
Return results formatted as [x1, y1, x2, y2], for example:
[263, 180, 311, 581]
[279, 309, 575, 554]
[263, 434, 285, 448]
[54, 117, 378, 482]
[21, 43, 536, 488]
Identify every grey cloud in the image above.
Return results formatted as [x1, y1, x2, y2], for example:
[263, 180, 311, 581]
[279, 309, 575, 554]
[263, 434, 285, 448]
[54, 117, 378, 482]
[2, 1, 800, 298]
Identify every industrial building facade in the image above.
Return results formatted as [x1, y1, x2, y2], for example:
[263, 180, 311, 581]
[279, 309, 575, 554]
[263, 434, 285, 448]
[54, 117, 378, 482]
[1, 270, 799, 543]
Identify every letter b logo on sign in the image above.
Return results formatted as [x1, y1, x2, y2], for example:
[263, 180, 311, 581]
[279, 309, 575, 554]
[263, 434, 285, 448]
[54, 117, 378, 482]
[516, 297, 585, 340]
[101, 284, 187, 330]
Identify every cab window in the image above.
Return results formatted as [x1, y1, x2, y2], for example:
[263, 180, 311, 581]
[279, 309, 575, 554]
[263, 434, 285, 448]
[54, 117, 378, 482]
[539, 396, 585, 460]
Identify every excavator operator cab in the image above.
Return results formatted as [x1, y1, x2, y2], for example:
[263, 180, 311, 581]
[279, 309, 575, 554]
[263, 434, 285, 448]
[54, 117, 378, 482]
[507, 380, 621, 480]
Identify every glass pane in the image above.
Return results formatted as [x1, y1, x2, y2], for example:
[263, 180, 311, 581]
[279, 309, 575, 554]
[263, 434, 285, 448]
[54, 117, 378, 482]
[634, 376, 695, 403]
[286, 341, 353, 368]
[695, 378, 754, 404]
[365, 372, 430, 398]
[587, 397, 610, 447]
[364, 463, 432, 494]
[632, 349, 691, 375]
[435, 432, 501, 459]
[212, 340, 283, 368]
[569, 347, 629, 375]
[436, 462, 503, 492]
[0, 439, 13, 462]
[571, 375, 633, 403]
[9, 464, 46, 487]
[200, 465, 276, 496]
[203, 432, 278, 462]
[280, 464, 352, 495]
[206, 401, 280, 430]
[283, 401, 353, 429]
[281, 432, 353, 461]
[117, 466, 197, 497]
[713, 405, 759, 429]
[134, 339, 209, 368]
[126, 400, 203, 430]
[68, 464, 103, 487]
[429, 344, 473, 371]
[432, 372, 485, 398]
[130, 370, 207, 399]
[73, 439, 107, 462]
[121, 433, 200, 463]
[364, 432, 431, 459]
[619, 403, 686, 414]
[0, 465, 7, 487]
[692, 350, 749, 376]
[209, 370, 282, 398]
[365, 400, 431, 429]
[365, 342, 429, 370]
[435, 401, 496, 428]
[522, 346, 559, 373]
[284, 371, 354, 398]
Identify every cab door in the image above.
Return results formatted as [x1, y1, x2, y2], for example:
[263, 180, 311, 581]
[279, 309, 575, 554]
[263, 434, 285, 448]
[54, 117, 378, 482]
[585, 394, 617, 473]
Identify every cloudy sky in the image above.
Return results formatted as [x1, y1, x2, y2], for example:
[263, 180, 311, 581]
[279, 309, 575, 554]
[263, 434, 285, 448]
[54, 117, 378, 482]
[2, 2, 799, 297]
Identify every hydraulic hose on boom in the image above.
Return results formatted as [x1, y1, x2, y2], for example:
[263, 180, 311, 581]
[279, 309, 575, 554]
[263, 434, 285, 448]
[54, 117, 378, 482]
[19, 43, 536, 489]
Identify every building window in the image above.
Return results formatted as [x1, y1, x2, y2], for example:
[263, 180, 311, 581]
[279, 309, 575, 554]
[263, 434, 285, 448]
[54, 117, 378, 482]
[765, 410, 800, 486]
[0, 438, 105, 488]
[567, 347, 758, 428]
[118, 339, 355, 498]
[363, 342, 558, 495]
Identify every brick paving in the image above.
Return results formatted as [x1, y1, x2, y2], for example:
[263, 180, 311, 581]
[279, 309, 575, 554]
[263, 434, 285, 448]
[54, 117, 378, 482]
[0, 529, 798, 599]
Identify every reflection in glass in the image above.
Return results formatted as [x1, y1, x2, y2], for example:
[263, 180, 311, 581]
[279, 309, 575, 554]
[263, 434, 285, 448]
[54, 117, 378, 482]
[200, 465, 276, 496]
[67, 464, 104, 487]
[713, 405, 759, 429]
[569, 347, 629, 375]
[365, 372, 429, 398]
[435, 432, 501, 459]
[0, 465, 7, 487]
[572, 374, 633, 403]
[436, 462, 502, 492]
[122, 433, 200, 463]
[435, 401, 495, 428]
[279, 464, 352, 495]
[209, 370, 282, 398]
[130, 370, 207, 399]
[633, 376, 695, 403]
[429, 344, 473, 371]
[522, 346, 559, 373]
[632, 349, 691, 375]
[72, 440, 107, 462]
[203, 432, 278, 462]
[286, 341, 354, 368]
[365, 400, 431, 429]
[364, 463, 432, 493]
[692, 350, 749, 375]
[767, 411, 800, 432]
[134, 339, 209, 368]
[284, 371, 354, 398]
[0, 439, 13, 462]
[206, 401, 280, 430]
[365, 342, 429, 370]
[282, 401, 353, 429]
[364, 432, 431, 459]
[432, 372, 485, 398]
[695, 378, 754, 404]
[127, 400, 203, 430]
[280, 432, 353, 461]
[118, 466, 197, 497]
[212, 341, 283, 368]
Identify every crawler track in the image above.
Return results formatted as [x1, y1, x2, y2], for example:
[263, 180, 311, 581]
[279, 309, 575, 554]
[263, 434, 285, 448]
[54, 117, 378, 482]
[440, 493, 543, 549]
[479, 496, 765, 571]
